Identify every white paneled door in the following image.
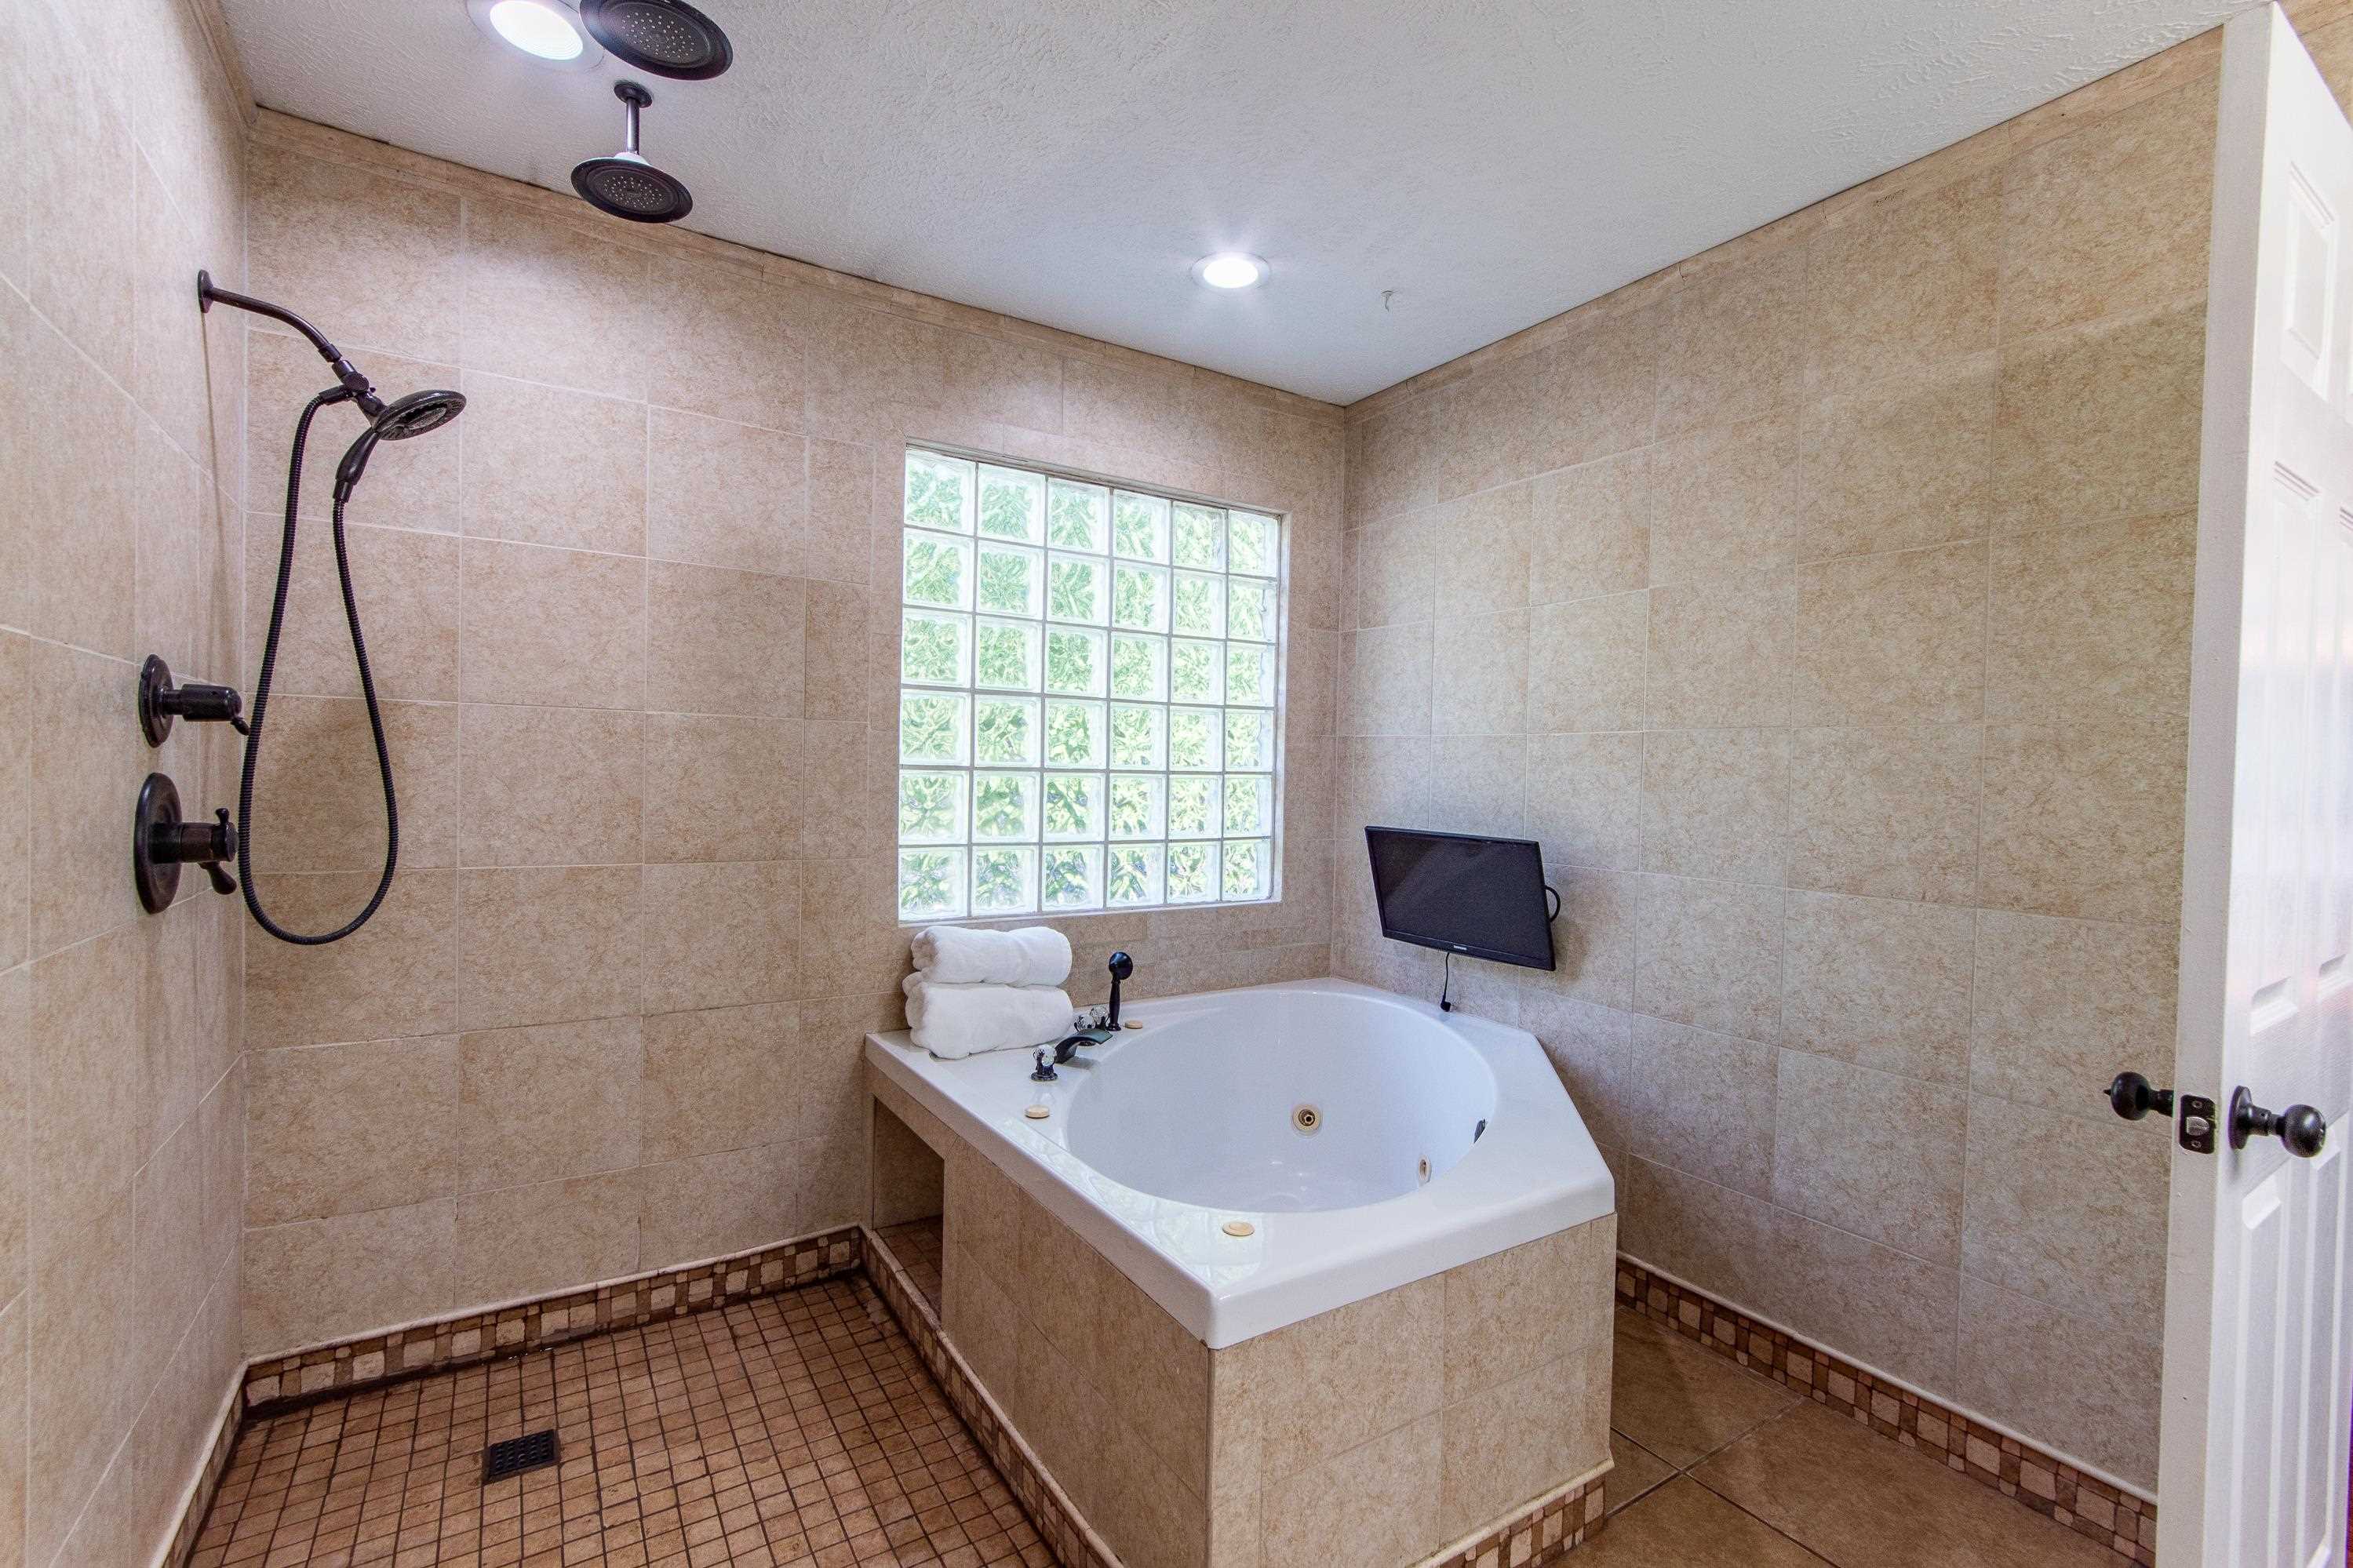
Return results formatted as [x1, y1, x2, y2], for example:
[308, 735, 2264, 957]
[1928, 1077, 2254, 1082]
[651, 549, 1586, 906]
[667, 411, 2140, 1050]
[2161, 5, 2353, 1563]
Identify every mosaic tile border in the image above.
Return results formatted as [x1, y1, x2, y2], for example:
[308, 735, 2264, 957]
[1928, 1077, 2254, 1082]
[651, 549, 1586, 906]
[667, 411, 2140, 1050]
[1414, 1472, 1605, 1568]
[864, 1221, 1608, 1568]
[864, 1221, 1122, 1568]
[1615, 1257, 2155, 1565]
[238, 1225, 863, 1415]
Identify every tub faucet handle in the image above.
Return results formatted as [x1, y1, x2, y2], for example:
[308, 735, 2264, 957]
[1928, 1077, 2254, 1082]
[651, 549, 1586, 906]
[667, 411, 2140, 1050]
[1031, 1047, 1058, 1082]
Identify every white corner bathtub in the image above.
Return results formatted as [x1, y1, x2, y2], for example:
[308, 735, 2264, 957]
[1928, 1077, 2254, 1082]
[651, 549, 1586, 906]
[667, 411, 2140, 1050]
[865, 977, 1615, 1347]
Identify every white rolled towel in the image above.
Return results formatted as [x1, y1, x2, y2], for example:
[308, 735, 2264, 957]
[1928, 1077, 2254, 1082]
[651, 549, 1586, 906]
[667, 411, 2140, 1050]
[901, 973, 1075, 1060]
[911, 924, 1072, 988]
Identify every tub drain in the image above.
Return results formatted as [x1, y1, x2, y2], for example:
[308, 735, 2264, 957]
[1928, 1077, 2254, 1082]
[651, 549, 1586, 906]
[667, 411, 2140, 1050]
[1291, 1104, 1321, 1135]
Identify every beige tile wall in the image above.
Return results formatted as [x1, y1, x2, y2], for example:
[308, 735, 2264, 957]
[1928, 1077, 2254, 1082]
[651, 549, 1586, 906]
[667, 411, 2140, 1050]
[236, 112, 1344, 1359]
[0, 0, 253, 1563]
[1328, 20, 2300, 1493]
[933, 1133, 1614, 1568]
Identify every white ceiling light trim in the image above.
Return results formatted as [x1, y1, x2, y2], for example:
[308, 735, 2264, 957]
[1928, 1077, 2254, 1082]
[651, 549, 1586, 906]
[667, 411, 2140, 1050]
[1193, 253, 1270, 290]
[465, 0, 603, 69]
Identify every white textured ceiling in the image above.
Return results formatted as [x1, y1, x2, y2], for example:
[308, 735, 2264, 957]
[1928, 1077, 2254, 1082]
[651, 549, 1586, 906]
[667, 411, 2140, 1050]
[216, 0, 2252, 404]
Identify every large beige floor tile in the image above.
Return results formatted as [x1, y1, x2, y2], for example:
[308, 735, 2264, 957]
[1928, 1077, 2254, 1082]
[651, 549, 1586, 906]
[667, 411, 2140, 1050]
[1579, 1478, 1830, 1567]
[1692, 1402, 2122, 1566]
[1608, 1312, 1800, 1468]
[1607, 1433, 1674, 1516]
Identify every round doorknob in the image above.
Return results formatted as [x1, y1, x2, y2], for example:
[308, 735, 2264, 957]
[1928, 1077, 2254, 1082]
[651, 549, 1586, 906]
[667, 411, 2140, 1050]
[2279, 1105, 2329, 1158]
[2106, 1071, 2173, 1122]
[2230, 1087, 2329, 1158]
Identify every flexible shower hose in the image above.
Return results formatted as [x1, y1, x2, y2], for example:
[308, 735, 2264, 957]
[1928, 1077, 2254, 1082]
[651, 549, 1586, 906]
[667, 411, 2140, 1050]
[236, 386, 400, 944]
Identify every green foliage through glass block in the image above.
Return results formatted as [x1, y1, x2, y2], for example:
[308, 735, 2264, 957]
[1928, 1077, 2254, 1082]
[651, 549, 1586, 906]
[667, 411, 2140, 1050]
[1042, 846, 1098, 909]
[1047, 480, 1108, 551]
[1226, 709, 1270, 771]
[1044, 701, 1102, 767]
[898, 693, 966, 764]
[1168, 709, 1216, 770]
[1044, 774, 1099, 840]
[1226, 644, 1268, 705]
[1172, 573, 1222, 637]
[1223, 839, 1268, 900]
[1110, 635, 1163, 700]
[1223, 776, 1266, 836]
[973, 773, 1036, 839]
[1172, 504, 1224, 569]
[1110, 775, 1161, 839]
[973, 698, 1037, 766]
[898, 849, 961, 918]
[901, 613, 963, 686]
[1228, 512, 1277, 576]
[897, 459, 1288, 915]
[1166, 842, 1215, 902]
[974, 620, 1038, 690]
[1044, 628, 1102, 695]
[978, 465, 1044, 542]
[974, 545, 1040, 617]
[904, 452, 973, 533]
[1112, 565, 1167, 631]
[1171, 640, 1221, 704]
[1168, 777, 1215, 838]
[1047, 556, 1105, 624]
[971, 847, 1033, 912]
[1108, 846, 1159, 905]
[899, 771, 963, 842]
[903, 534, 969, 609]
[1113, 492, 1168, 561]
[1229, 580, 1273, 642]
[1109, 704, 1162, 768]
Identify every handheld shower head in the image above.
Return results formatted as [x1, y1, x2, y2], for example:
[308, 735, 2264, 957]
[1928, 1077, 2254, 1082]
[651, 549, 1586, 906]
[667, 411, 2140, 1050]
[373, 387, 466, 442]
[334, 387, 466, 501]
[572, 81, 694, 224]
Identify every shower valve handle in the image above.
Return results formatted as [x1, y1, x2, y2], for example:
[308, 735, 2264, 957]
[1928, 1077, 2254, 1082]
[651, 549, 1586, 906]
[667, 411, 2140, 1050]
[133, 775, 239, 911]
[149, 808, 240, 896]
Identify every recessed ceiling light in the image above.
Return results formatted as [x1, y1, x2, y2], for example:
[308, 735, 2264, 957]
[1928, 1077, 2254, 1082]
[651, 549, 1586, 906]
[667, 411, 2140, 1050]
[1193, 253, 1269, 290]
[467, 0, 603, 68]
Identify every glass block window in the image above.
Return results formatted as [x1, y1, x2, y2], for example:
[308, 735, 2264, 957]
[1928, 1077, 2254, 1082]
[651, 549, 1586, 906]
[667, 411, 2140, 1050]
[897, 448, 1282, 920]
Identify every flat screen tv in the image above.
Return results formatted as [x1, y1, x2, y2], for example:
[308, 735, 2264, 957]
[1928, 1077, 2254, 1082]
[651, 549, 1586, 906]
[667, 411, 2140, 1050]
[1364, 827, 1556, 970]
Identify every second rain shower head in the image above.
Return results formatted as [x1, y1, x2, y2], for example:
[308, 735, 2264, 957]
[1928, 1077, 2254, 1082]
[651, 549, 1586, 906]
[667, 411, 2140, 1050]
[572, 80, 694, 224]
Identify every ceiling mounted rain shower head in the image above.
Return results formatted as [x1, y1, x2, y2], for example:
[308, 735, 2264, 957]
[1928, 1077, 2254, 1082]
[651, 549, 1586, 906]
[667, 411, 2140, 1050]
[571, 80, 694, 224]
[580, 0, 731, 79]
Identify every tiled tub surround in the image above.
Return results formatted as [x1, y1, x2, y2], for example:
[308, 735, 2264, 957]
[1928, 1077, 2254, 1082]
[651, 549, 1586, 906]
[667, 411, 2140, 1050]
[867, 1057, 1617, 1568]
[231, 111, 1344, 1362]
[1322, 12, 2322, 1500]
[1, 0, 256, 1565]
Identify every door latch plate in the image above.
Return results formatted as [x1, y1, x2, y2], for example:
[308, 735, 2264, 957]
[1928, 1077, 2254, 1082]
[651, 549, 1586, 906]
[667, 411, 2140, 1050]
[2179, 1093, 2217, 1155]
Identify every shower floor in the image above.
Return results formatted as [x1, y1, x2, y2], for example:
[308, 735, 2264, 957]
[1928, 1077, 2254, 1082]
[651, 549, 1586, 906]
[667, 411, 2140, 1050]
[188, 1275, 1047, 1568]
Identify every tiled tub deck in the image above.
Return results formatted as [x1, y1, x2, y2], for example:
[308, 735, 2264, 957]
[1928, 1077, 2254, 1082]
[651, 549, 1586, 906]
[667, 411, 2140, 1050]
[869, 1064, 1620, 1568]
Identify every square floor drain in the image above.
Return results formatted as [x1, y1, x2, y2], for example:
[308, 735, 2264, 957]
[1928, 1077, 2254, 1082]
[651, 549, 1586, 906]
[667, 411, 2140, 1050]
[482, 1429, 558, 1484]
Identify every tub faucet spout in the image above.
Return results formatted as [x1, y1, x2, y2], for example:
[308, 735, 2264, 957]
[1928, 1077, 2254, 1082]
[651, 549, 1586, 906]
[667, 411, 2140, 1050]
[1045, 953, 1138, 1068]
[1105, 951, 1133, 1028]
